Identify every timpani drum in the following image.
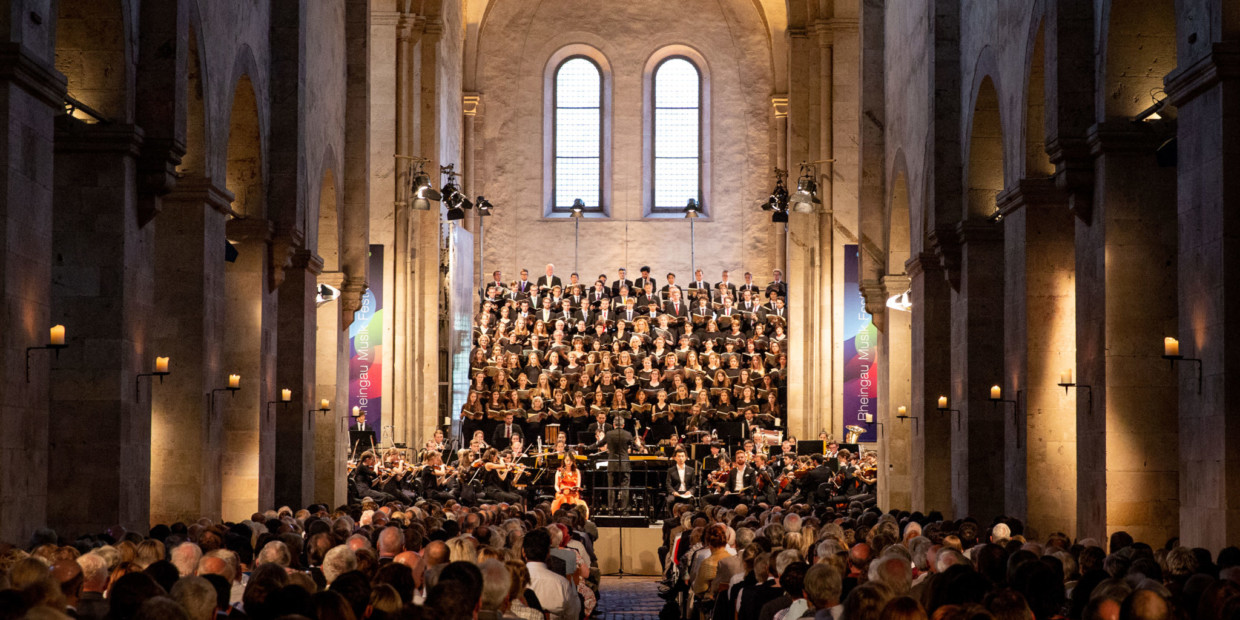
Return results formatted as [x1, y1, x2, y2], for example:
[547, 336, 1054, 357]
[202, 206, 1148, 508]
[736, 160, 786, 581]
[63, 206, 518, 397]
[544, 423, 560, 445]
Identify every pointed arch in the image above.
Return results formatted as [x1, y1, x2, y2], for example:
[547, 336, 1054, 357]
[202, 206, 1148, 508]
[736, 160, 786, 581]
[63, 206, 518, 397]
[1024, 20, 1053, 177]
[317, 165, 341, 272]
[226, 74, 264, 217]
[966, 76, 1004, 218]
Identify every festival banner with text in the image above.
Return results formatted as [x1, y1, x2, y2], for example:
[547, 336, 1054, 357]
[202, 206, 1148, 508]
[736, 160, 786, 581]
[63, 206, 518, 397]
[843, 244, 878, 440]
[349, 245, 384, 434]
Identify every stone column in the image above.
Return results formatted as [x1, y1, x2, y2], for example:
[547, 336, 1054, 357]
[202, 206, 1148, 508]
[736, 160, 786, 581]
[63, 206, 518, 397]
[411, 22, 444, 448]
[907, 252, 953, 515]
[221, 219, 277, 521]
[0, 42, 63, 544]
[150, 178, 230, 525]
[948, 220, 1006, 523]
[48, 120, 154, 536]
[877, 275, 912, 510]
[314, 271, 349, 506]
[998, 179, 1076, 538]
[1165, 42, 1240, 550]
[275, 250, 322, 509]
[1075, 122, 1178, 544]
[772, 96, 789, 275]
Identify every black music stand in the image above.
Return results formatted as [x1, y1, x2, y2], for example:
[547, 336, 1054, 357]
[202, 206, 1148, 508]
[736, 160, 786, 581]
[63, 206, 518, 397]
[350, 429, 376, 452]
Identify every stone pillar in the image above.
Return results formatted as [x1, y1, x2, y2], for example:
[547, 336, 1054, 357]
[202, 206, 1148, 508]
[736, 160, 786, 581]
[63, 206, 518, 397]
[221, 219, 277, 521]
[907, 252, 953, 515]
[877, 275, 912, 511]
[1164, 45, 1239, 549]
[275, 250, 322, 509]
[48, 120, 154, 536]
[786, 211, 821, 439]
[314, 271, 349, 506]
[411, 22, 444, 447]
[773, 96, 789, 275]
[999, 179, 1076, 538]
[0, 42, 63, 544]
[1075, 122, 1178, 544]
[150, 178, 230, 525]
[947, 220, 1006, 523]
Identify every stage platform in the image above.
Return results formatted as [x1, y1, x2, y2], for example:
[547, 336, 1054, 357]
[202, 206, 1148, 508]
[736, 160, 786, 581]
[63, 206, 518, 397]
[595, 525, 664, 576]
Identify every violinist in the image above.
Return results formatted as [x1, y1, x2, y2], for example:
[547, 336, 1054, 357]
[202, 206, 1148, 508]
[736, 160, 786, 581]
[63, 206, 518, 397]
[419, 450, 454, 502]
[773, 440, 797, 470]
[377, 448, 417, 503]
[752, 452, 777, 506]
[701, 455, 731, 506]
[351, 451, 395, 503]
[480, 448, 524, 505]
[551, 448, 588, 517]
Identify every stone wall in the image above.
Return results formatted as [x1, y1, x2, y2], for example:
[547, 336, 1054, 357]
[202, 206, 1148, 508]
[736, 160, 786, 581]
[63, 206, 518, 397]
[471, 0, 778, 284]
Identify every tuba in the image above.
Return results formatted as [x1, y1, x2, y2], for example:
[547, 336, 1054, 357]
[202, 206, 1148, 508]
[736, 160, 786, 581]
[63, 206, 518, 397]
[844, 425, 868, 443]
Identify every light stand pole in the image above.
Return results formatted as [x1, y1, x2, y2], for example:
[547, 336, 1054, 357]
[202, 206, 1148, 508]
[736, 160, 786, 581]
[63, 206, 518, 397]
[684, 198, 700, 274]
[570, 199, 585, 273]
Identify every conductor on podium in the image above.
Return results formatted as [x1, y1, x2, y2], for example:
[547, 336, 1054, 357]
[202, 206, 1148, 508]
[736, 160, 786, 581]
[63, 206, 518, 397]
[587, 415, 635, 512]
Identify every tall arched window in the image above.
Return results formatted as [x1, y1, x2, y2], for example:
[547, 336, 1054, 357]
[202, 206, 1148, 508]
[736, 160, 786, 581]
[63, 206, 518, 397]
[553, 57, 603, 212]
[651, 57, 702, 213]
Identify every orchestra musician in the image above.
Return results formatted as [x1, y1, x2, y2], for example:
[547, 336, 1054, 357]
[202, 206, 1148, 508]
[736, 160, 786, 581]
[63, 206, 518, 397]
[351, 451, 395, 503]
[551, 449, 588, 517]
[664, 448, 697, 511]
[479, 448, 524, 505]
[419, 450, 455, 502]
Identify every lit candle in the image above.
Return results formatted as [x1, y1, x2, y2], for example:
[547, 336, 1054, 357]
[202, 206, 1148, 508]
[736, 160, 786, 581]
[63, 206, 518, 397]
[228, 374, 240, 389]
[320, 399, 330, 410]
[897, 406, 907, 416]
[864, 413, 874, 424]
[937, 396, 948, 409]
[281, 388, 292, 402]
[990, 385, 1002, 400]
[155, 357, 170, 373]
[1060, 368, 1072, 385]
[1164, 337, 1179, 357]
[352, 406, 361, 418]
[50, 325, 65, 346]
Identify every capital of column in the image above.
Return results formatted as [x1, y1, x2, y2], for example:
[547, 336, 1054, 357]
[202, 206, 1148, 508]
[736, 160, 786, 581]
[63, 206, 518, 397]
[771, 95, 789, 119]
[0, 42, 67, 108]
[905, 252, 942, 279]
[165, 176, 235, 215]
[463, 93, 481, 117]
[1164, 41, 1240, 107]
[955, 217, 1004, 245]
[860, 279, 889, 326]
[995, 177, 1067, 217]
[289, 249, 325, 277]
[340, 276, 368, 329]
[53, 119, 144, 156]
[926, 225, 961, 290]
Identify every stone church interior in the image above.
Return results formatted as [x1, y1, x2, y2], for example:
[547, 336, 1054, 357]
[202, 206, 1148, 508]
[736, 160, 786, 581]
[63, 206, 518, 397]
[1, 0, 1238, 617]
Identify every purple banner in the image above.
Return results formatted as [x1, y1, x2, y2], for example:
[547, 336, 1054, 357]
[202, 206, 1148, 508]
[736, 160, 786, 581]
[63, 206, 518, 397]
[349, 245, 384, 432]
[843, 244, 878, 440]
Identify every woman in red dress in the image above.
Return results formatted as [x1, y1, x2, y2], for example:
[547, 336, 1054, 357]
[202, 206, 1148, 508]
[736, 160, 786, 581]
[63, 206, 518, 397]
[551, 449, 588, 517]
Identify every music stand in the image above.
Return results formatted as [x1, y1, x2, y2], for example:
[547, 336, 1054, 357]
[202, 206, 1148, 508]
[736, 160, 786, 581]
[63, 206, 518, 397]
[350, 429, 377, 452]
[797, 440, 826, 455]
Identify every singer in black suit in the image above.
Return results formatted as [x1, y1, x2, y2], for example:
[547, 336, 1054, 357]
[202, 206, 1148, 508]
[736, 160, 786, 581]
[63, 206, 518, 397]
[587, 416, 635, 512]
[610, 267, 634, 297]
[665, 448, 698, 511]
[491, 413, 524, 450]
[536, 264, 562, 292]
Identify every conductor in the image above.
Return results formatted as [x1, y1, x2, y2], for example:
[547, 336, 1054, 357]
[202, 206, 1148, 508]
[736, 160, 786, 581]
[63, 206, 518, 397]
[587, 415, 635, 513]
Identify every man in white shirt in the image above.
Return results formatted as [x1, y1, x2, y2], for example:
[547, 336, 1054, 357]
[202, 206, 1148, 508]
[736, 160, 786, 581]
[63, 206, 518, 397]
[523, 529, 581, 620]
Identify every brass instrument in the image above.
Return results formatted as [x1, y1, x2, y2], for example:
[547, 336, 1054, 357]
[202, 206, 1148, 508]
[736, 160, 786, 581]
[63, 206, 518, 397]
[844, 424, 868, 443]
